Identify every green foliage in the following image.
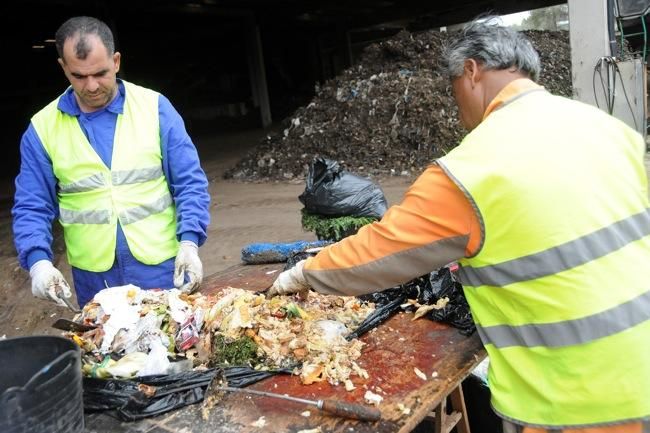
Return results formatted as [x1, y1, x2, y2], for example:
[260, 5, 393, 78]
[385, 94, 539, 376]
[519, 5, 568, 31]
[210, 334, 259, 366]
[301, 209, 378, 241]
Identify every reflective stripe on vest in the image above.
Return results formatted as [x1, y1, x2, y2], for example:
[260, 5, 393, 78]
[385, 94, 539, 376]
[477, 288, 650, 348]
[59, 208, 111, 225]
[31, 80, 179, 271]
[58, 165, 167, 222]
[465, 206, 650, 347]
[59, 173, 105, 193]
[59, 190, 173, 226]
[438, 86, 650, 427]
[119, 191, 173, 225]
[459, 208, 650, 288]
[112, 165, 164, 186]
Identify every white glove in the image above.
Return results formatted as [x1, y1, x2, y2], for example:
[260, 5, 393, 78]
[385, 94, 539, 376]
[266, 260, 311, 297]
[29, 260, 73, 306]
[174, 241, 203, 293]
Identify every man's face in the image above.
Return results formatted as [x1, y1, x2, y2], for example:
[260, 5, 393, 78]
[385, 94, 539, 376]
[58, 34, 120, 113]
[451, 60, 484, 131]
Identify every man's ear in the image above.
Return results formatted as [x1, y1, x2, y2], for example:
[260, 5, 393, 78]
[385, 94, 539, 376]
[57, 57, 65, 71]
[113, 52, 121, 74]
[463, 59, 481, 88]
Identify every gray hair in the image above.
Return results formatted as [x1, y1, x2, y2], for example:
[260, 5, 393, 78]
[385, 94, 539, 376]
[442, 16, 540, 81]
[55, 16, 115, 60]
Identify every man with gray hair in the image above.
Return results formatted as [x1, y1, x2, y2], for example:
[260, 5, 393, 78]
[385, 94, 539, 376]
[267, 17, 650, 431]
[12, 16, 210, 308]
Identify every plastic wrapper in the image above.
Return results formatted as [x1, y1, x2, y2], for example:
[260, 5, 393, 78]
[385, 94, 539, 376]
[175, 316, 200, 351]
[298, 158, 388, 219]
[83, 367, 290, 421]
[103, 352, 149, 378]
[138, 340, 171, 376]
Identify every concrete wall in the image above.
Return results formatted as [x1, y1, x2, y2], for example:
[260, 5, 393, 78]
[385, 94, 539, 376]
[569, 0, 647, 136]
[568, 0, 611, 105]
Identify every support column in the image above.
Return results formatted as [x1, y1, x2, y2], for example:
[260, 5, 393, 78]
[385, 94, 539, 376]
[568, 0, 610, 106]
[338, 25, 353, 68]
[246, 16, 272, 128]
[308, 37, 323, 84]
[247, 38, 260, 108]
[569, 0, 646, 135]
[318, 34, 332, 80]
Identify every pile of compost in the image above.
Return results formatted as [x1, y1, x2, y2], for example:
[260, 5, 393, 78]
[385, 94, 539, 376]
[226, 29, 572, 181]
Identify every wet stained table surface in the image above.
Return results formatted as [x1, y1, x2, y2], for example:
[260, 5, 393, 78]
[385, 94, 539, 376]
[85, 263, 486, 433]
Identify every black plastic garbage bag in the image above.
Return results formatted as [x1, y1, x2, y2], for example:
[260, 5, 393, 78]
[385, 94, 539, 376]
[349, 274, 433, 340]
[350, 266, 475, 339]
[299, 158, 388, 219]
[83, 366, 290, 421]
[347, 294, 405, 340]
[427, 267, 475, 335]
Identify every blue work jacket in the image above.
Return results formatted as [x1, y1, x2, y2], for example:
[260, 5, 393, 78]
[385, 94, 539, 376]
[12, 80, 210, 306]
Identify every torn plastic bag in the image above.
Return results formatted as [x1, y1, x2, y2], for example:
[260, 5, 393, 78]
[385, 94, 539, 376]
[83, 366, 290, 421]
[426, 267, 475, 335]
[346, 294, 405, 340]
[299, 158, 388, 219]
[351, 274, 438, 340]
[350, 266, 475, 339]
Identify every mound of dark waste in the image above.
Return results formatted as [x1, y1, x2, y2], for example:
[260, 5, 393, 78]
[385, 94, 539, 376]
[226, 30, 571, 181]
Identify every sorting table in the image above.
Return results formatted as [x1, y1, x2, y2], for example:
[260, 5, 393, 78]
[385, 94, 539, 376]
[85, 263, 486, 433]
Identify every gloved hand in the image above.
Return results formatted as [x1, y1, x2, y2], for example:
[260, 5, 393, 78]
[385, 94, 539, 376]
[174, 241, 203, 293]
[266, 260, 311, 297]
[29, 260, 73, 306]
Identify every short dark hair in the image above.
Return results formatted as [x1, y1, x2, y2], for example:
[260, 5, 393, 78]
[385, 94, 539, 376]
[55, 16, 115, 60]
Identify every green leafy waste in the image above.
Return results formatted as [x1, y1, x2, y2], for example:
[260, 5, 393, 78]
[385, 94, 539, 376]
[301, 209, 378, 242]
[209, 334, 260, 366]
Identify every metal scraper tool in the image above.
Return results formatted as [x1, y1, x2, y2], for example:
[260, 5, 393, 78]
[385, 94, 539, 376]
[51, 318, 96, 332]
[218, 386, 381, 422]
[55, 284, 81, 313]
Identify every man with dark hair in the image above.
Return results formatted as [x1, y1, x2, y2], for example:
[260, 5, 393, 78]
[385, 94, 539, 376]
[54, 15, 115, 59]
[267, 17, 650, 431]
[12, 16, 210, 307]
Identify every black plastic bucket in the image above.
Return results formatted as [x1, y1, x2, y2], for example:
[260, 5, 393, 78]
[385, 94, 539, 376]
[0, 336, 83, 433]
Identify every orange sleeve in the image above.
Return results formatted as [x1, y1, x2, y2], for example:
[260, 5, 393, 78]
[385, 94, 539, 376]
[302, 163, 482, 296]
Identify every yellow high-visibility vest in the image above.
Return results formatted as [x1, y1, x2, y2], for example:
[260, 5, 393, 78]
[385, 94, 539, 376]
[438, 88, 650, 427]
[31, 80, 179, 271]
